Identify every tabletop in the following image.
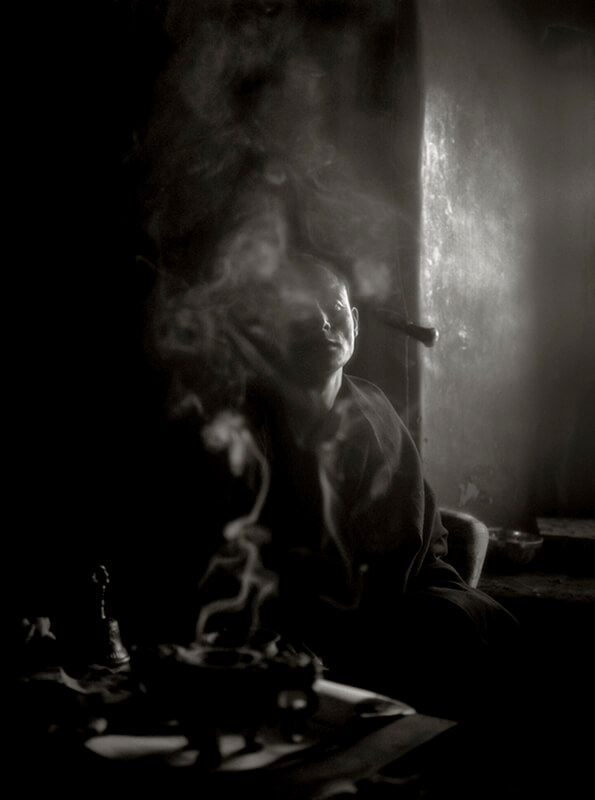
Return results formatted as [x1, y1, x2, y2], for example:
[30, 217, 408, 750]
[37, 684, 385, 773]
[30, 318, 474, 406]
[15, 659, 456, 799]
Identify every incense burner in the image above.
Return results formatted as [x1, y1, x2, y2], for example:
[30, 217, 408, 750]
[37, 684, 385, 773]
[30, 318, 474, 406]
[134, 632, 320, 767]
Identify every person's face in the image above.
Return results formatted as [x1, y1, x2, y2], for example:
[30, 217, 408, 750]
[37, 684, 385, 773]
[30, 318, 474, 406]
[288, 276, 359, 381]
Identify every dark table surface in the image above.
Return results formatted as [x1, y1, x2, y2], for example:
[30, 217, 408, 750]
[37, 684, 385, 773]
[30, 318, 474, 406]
[14, 659, 461, 799]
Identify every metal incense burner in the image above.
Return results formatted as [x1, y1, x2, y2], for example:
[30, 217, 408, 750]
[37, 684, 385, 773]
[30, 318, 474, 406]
[135, 630, 320, 768]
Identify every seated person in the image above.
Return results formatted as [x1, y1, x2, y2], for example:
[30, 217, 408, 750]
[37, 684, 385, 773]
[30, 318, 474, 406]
[178, 260, 520, 722]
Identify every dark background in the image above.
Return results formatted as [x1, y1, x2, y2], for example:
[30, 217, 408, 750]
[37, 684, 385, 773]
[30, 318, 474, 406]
[13, 0, 594, 614]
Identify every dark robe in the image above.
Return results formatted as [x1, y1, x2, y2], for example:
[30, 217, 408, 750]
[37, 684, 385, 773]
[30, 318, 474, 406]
[248, 374, 519, 719]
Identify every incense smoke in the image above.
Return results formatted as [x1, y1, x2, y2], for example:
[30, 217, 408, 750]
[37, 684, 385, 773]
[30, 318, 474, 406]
[126, 0, 409, 638]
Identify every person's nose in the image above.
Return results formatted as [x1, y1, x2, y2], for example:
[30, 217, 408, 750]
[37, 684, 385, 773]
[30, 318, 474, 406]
[318, 303, 331, 332]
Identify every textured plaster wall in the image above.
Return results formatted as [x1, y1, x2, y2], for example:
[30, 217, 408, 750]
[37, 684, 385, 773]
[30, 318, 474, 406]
[417, 0, 595, 528]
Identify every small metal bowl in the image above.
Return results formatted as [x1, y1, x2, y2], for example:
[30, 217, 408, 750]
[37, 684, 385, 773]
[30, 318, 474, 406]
[487, 528, 544, 568]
